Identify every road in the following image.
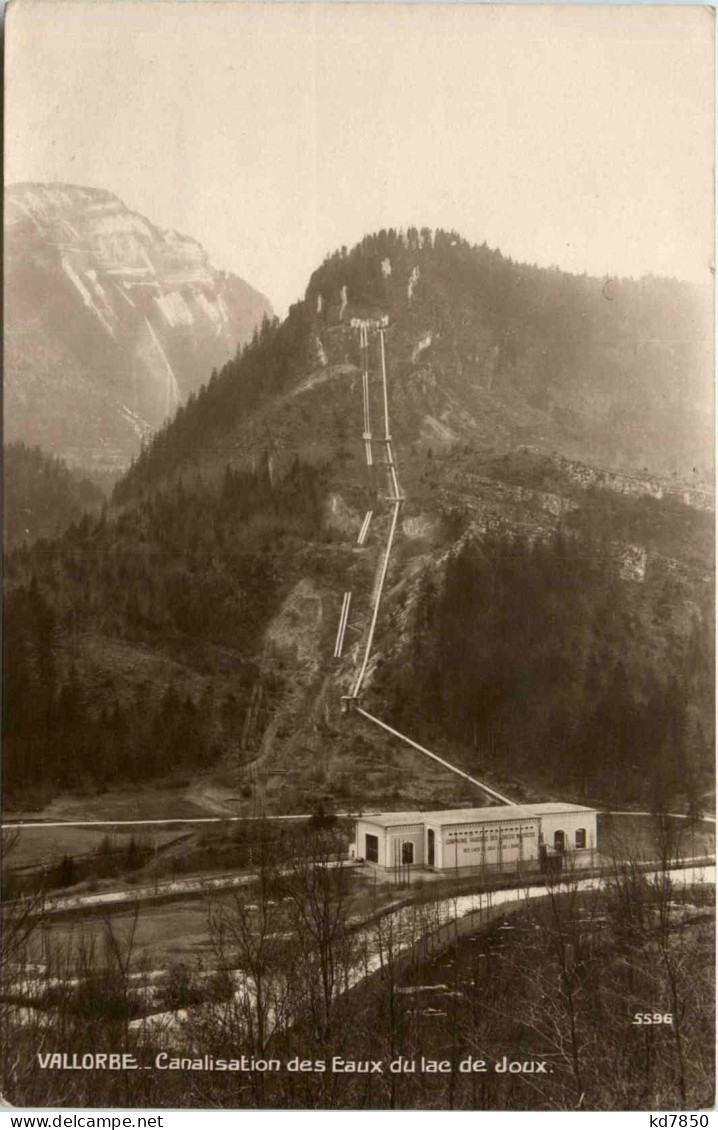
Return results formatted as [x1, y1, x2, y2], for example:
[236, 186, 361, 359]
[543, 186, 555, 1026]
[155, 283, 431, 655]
[608, 810, 715, 824]
[2, 811, 377, 831]
[4, 808, 714, 831]
[20, 859, 353, 917]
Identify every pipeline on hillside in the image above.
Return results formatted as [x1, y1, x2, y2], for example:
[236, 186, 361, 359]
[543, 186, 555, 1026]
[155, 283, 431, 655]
[342, 324, 515, 805]
[354, 705, 515, 806]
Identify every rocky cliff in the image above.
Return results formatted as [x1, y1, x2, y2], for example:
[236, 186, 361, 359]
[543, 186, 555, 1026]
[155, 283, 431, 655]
[4, 183, 273, 471]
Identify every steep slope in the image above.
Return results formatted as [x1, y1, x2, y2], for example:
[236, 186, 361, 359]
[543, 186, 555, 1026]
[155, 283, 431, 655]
[3, 442, 105, 550]
[4, 229, 714, 818]
[119, 227, 714, 498]
[4, 183, 273, 472]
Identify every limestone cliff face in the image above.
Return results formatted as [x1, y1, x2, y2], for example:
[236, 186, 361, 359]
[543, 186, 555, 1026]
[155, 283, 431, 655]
[4, 183, 273, 471]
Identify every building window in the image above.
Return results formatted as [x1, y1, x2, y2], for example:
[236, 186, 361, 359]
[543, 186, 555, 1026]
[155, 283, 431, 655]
[402, 841, 414, 865]
[365, 833, 378, 863]
[575, 828, 586, 849]
[427, 828, 435, 866]
[554, 829, 565, 851]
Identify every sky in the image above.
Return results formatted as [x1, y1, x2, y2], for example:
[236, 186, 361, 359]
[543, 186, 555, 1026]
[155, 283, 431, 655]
[5, 1, 715, 315]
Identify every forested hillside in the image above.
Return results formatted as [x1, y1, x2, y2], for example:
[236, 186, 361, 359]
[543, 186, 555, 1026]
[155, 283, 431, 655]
[3, 228, 714, 816]
[119, 228, 713, 497]
[381, 529, 713, 809]
[4, 442, 105, 549]
[4, 459, 326, 802]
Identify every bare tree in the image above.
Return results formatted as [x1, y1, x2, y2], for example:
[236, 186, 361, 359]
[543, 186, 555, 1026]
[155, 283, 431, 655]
[208, 831, 293, 1054]
[278, 827, 356, 1042]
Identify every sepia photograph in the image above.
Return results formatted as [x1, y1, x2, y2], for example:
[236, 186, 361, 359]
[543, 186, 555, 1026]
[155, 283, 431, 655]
[2, 0, 715, 1114]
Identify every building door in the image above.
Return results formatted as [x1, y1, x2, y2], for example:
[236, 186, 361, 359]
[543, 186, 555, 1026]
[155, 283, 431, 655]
[402, 841, 414, 865]
[427, 828, 435, 866]
[554, 829, 565, 851]
[365, 833, 379, 863]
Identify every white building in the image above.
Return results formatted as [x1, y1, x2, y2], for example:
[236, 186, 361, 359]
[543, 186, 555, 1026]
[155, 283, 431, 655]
[354, 802, 598, 874]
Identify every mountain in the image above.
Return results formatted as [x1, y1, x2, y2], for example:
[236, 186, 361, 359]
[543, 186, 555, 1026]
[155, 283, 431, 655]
[4, 228, 714, 818]
[119, 228, 714, 496]
[4, 183, 273, 472]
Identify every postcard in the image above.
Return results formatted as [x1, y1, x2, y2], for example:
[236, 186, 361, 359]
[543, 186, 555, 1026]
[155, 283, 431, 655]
[2, 1, 715, 1116]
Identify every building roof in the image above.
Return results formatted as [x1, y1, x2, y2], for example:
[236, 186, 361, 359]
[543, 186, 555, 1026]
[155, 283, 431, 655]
[358, 802, 596, 829]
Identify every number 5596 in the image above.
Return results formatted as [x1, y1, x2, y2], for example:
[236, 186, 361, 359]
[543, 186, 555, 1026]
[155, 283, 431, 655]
[632, 1012, 673, 1025]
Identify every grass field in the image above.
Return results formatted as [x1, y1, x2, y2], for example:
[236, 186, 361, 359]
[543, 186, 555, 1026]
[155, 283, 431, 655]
[598, 812, 715, 862]
[25, 894, 218, 971]
[4, 826, 186, 872]
[4, 777, 220, 824]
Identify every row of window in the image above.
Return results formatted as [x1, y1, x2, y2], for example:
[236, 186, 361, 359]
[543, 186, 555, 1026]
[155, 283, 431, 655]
[365, 827, 589, 863]
[555, 828, 587, 849]
[364, 835, 416, 864]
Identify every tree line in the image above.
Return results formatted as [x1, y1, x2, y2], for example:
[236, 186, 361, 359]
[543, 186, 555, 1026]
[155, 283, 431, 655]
[4, 441, 105, 550]
[115, 305, 314, 502]
[382, 531, 713, 809]
[115, 225, 710, 506]
[2, 822, 713, 1109]
[3, 458, 327, 802]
